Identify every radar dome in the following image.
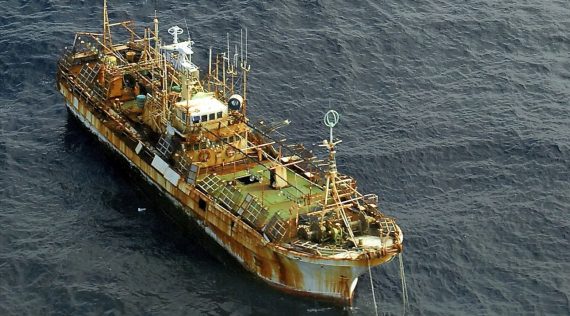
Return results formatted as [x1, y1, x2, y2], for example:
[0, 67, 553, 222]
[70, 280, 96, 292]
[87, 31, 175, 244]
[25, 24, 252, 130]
[228, 94, 243, 111]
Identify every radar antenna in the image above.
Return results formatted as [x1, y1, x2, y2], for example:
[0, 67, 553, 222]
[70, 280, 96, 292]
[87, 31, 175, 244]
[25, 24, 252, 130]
[168, 26, 183, 44]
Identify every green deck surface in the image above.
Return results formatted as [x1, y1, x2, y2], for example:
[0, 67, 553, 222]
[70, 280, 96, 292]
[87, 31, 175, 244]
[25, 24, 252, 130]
[202, 162, 325, 220]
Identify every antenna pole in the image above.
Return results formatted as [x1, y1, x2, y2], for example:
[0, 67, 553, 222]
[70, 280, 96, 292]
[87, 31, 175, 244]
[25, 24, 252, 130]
[240, 29, 243, 65]
[240, 29, 250, 116]
[184, 18, 190, 41]
[242, 62, 247, 115]
[234, 44, 238, 67]
[208, 47, 212, 91]
[226, 33, 230, 69]
[222, 51, 226, 97]
[215, 54, 219, 96]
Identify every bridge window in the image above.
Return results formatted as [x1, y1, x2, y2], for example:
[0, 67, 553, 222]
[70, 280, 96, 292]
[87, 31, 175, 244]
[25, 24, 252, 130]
[217, 111, 223, 119]
[192, 116, 200, 123]
[201, 115, 207, 122]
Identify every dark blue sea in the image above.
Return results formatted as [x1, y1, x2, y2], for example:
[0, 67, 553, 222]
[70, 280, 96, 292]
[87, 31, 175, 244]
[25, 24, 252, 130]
[1, 0, 569, 315]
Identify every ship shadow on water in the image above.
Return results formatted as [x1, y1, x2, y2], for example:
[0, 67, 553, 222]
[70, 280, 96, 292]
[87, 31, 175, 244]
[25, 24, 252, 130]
[62, 113, 351, 315]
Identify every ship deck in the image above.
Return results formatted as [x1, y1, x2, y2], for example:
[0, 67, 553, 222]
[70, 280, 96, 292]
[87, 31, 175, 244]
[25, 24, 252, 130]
[201, 161, 325, 219]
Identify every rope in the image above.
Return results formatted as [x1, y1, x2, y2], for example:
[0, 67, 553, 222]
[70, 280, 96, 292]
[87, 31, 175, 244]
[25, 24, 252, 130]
[398, 253, 409, 315]
[368, 258, 379, 316]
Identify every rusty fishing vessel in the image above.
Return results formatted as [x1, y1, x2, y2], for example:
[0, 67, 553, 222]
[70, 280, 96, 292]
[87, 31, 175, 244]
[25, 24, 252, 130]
[56, 1, 404, 304]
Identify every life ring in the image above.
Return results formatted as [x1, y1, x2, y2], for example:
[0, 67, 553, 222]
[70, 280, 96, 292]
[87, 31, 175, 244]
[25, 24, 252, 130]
[198, 150, 210, 162]
[226, 147, 236, 157]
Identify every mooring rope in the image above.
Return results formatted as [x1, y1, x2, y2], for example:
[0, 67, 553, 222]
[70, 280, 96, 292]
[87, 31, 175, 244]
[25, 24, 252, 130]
[398, 253, 409, 315]
[368, 257, 379, 316]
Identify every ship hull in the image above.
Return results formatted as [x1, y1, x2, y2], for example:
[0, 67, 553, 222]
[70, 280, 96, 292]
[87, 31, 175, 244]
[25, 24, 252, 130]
[59, 82, 395, 304]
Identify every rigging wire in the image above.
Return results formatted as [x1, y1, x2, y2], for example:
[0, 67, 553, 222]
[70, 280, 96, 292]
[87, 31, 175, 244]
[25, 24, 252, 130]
[368, 258, 379, 316]
[399, 253, 410, 315]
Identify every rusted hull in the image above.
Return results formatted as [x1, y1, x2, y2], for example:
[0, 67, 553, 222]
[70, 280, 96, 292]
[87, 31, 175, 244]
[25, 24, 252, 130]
[59, 81, 397, 304]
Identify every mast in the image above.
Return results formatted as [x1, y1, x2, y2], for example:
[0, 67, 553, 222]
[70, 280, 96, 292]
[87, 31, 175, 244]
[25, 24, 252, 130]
[321, 110, 357, 244]
[154, 11, 160, 62]
[102, 0, 112, 51]
[162, 53, 168, 125]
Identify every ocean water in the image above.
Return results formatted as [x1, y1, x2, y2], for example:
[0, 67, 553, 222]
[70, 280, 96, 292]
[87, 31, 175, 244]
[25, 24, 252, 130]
[1, 0, 569, 315]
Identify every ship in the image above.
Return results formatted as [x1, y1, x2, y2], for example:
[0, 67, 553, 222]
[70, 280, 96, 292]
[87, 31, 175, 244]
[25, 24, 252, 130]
[56, 1, 404, 305]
